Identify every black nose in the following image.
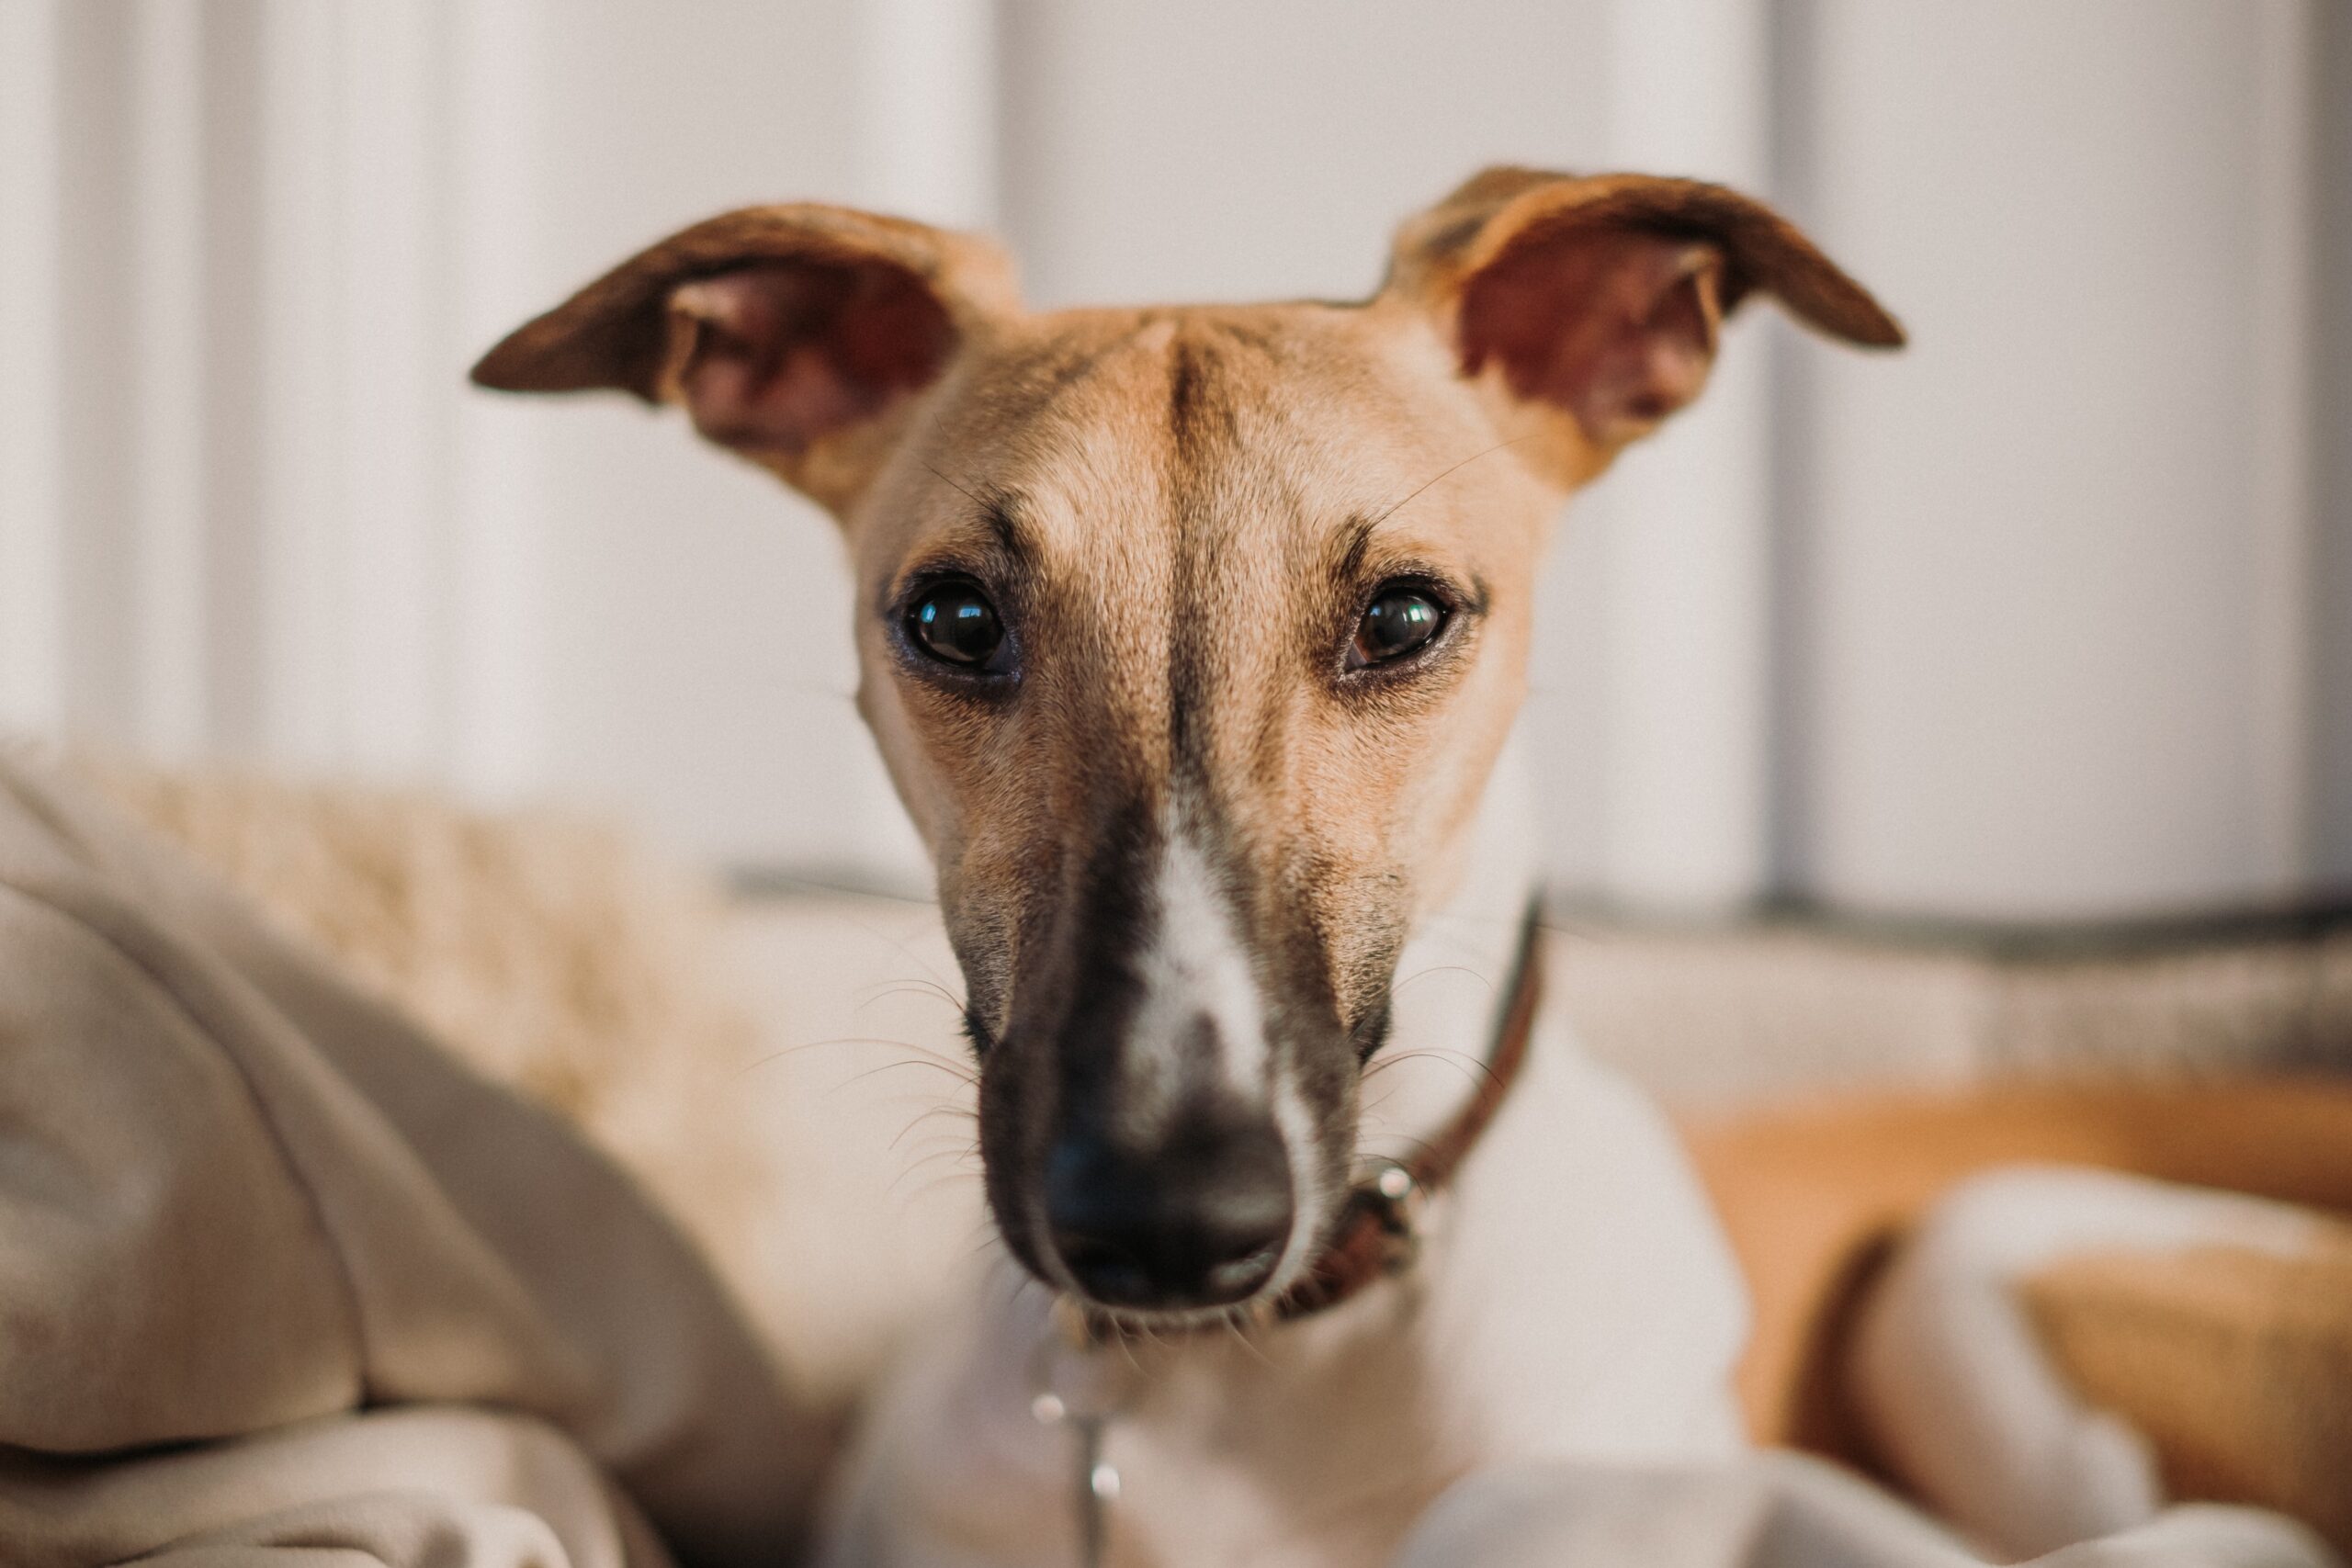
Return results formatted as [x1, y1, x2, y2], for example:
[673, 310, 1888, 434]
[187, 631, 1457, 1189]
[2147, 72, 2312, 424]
[1044, 1114, 1295, 1310]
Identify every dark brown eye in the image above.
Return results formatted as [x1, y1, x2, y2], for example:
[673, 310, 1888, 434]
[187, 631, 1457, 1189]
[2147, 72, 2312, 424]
[908, 580, 1005, 667]
[1351, 584, 1446, 668]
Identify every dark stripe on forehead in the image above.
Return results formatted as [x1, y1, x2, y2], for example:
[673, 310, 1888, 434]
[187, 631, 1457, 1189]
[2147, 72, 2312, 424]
[1164, 333, 1222, 791]
[1167, 334, 1206, 457]
[1160, 323, 1283, 822]
[1166, 326, 1253, 465]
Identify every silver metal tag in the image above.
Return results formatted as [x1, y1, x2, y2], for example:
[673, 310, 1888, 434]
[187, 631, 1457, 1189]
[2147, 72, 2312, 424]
[1032, 1304, 1139, 1568]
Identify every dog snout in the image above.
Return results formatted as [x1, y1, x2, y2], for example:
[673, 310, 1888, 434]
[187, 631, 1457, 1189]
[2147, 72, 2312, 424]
[1044, 1112, 1295, 1310]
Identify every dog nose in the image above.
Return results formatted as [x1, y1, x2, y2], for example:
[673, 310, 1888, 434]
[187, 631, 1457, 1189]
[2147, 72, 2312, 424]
[1044, 1115, 1295, 1310]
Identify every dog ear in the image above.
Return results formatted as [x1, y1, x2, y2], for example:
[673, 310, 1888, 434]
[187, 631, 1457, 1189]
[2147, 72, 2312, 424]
[1384, 167, 1902, 485]
[470, 205, 1019, 517]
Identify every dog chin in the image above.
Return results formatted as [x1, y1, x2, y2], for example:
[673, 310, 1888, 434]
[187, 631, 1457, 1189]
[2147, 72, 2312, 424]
[1057, 1280, 1294, 1338]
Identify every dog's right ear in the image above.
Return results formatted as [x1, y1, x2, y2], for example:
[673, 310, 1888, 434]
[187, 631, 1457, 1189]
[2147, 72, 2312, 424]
[1383, 167, 1902, 489]
[470, 206, 1019, 518]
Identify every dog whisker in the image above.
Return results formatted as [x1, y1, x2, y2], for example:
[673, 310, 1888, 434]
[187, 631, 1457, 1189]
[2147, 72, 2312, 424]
[888, 1102, 982, 1154]
[896, 1164, 983, 1201]
[741, 1032, 978, 1077]
[729, 867, 942, 907]
[1355, 1133, 1441, 1168]
[888, 1145, 986, 1199]
[1365, 434, 1536, 529]
[1389, 962, 1500, 998]
[899, 1171, 986, 1211]
[863, 977, 974, 1016]
[1360, 1045, 1496, 1097]
[1218, 1307, 1277, 1371]
[959, 1228, 1007, 1264]
[842, 937, 968, 1018]
[892, 1132, 981, 1164]
[1004, 1273, 1049, 1316]
[922, 460, 989, 513]
[836, 1057, 982, 1094]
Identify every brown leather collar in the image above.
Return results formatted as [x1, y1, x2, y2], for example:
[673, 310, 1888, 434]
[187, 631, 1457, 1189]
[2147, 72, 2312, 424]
[1267, 901, 1544, 1323]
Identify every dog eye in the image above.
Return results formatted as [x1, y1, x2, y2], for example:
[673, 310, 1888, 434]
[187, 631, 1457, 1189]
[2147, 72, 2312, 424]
[1351, 584, 1447, 668]
[908, 581, 1005, 667]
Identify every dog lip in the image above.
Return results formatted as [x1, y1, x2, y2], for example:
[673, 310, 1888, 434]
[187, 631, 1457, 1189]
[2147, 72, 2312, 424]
[1057, 1277, 1292, 1335]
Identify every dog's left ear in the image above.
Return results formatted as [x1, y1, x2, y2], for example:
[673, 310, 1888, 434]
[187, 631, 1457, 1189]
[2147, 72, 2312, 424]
[1384, 167, 1903, 486]
[470, 205, 1019, 518]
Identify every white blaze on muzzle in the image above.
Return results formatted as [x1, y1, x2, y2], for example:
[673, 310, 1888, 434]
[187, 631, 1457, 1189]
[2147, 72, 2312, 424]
[1118, 832, 1272, 1135]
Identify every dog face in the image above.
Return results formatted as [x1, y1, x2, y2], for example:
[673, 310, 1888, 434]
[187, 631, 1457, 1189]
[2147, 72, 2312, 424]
[475, 169, 1898, 1321]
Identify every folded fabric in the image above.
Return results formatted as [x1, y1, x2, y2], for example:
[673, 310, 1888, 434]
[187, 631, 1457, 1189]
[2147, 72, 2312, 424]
[1388, 1455, 2338, 1568]
[0, 749, 830, 1568]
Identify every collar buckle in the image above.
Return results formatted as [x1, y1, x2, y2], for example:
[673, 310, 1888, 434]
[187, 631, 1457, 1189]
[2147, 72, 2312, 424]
[1362, 1158, 1426, 1275]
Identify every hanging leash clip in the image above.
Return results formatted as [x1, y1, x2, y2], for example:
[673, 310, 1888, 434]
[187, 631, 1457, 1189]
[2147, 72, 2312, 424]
[1361, 1157, 1429, 1275]
[1031, 1298, 1139, 1568]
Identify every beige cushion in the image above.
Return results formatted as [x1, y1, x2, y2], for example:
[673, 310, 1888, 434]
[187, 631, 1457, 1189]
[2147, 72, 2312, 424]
[0, 749, 828, 1568]
[76, 753, 986, 1415]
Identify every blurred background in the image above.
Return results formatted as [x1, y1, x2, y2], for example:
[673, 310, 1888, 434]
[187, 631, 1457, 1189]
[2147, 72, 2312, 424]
[2, 0, 2347, 928]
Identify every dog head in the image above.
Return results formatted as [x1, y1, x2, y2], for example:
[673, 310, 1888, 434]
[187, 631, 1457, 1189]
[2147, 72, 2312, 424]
[475, 168, 1899, 1323]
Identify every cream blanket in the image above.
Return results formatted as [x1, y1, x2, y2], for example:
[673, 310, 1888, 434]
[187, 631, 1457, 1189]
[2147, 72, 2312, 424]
[0, 750, 828, 1568]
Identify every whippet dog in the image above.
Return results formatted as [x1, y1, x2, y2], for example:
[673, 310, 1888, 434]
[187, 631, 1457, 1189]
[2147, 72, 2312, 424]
[475, 168, 2336, 1568]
